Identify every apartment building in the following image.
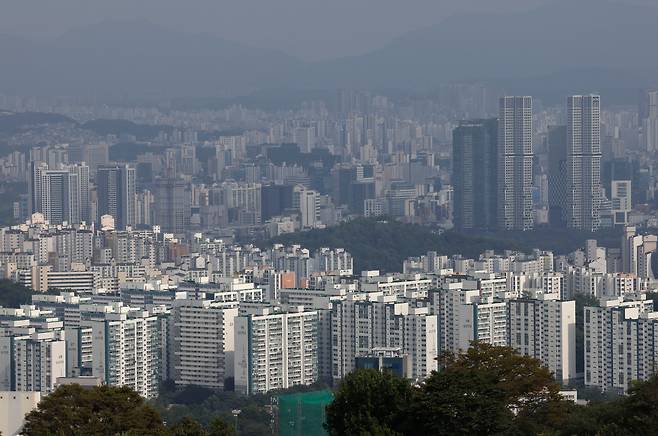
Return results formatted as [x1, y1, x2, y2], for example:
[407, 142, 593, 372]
[234, 306, 318, 394]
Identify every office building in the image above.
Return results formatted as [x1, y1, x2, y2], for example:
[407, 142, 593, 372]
[293, 186, 320, 229]
[154, 178, 190, 234]
[548, 125, 568, 227]
[66, 163, 90, 224]
[498, 96, 534, 231]
[566, 95, 602, 232]
[355, 348, 413, 379]
[610, 180, 631, 226]
[261, 184, 293, 221]
[29, 163, 84, 225]
[640, 89, 658, 152]
[452, 118, 498, 229]
[96, 165, 136, 230]
[222, 182, 262, 225]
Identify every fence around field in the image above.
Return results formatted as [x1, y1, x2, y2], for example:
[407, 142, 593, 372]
[277, 390, 334, 436]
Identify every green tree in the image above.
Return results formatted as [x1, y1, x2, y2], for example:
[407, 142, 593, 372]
[168, 416, 207, 436]
[325, 368, 413, 436]
[411, 343, 568, 435]
[208, 417, 236, 436]
[21, 384, 165, 436]
[0, 279, 33, 307]
[614, 375, 658, 433]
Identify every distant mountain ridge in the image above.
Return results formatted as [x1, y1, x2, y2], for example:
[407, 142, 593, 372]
[1, 0, 658, 102]
[0, 111, 76, 134]
[0, 19, 303, 99]
[308, 0, 658, 96]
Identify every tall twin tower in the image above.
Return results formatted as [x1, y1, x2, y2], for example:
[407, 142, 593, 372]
[453, 95, 601, 232]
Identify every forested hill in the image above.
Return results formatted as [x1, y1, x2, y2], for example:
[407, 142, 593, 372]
[268, 218, 621, 273]
[0, 111, 76, 134]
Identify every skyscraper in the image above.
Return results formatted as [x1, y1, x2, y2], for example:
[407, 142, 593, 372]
[640, 89, 658, 152]
[261, 184, 294, 221]
[96, 165, 136, 230]
[28, 162, 48, 216]
[567, 95, 602, 232]
[498, 96, 534, 231]
[639, 88, 657, 121]
[548, 125, 568, 227]
[293, 185, 320, 229]
[452, 118, 498, 229]
[154, 178, 190, 234]
[64, 163, 90, 224]
[29, 163, 83, 225]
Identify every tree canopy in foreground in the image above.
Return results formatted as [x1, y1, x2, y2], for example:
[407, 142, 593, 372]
[20, 384, 235, 436]
[326, 342, 658, 436]
[21, 384, 165, 436]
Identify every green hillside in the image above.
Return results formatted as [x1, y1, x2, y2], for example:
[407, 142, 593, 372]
[269, 218, 621, 273]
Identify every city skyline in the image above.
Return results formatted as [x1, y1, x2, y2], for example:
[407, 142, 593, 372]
[3, 0, 658, 433]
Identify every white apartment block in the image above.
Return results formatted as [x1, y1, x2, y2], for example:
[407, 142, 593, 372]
[31, 292, 89, 328]
[177, 279, 263, 303]
[0, 331, 66, 394]
[465, 272, 508, 300]
[315, 248, 354, 276]
[465, 298, 509, 350]
[435, 285, 507, 353]
[403, 307, 438, 379]
[170, 299, 238, 390]
[507, 272, 565, 300]
[82, 304, 160, 398]
[433, 282, 479, 353]
[564, 267, 644, 300]
[331, 294, 437, 383]
[585, 303, 658, 394]
[234, 307, 318, 394]
[508, 295, 576, 383]
[359, 271, 433, 298]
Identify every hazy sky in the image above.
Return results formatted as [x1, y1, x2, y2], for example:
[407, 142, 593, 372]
[3, 0, 655, 61]
[0, 0, 546, 60]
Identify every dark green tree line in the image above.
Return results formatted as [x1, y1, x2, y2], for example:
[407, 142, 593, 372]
[326, 342, 658, 436]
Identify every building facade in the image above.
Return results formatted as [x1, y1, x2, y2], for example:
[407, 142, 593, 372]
[567, 95, 602, 232]
[234, 307, 319, 395]
[498, 96, 534, 231]
[452, 119, 498, 229]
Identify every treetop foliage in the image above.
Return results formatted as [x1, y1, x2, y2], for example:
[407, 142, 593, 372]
[326, 342, 658, 436]
[21, 384, 165, 436]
